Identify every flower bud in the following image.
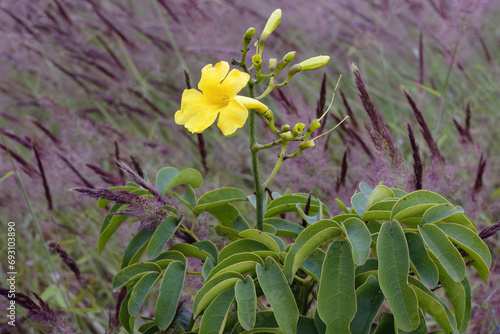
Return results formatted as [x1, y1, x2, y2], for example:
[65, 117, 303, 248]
[307, 119, 321, 133]
[279, 124, 291, 133]
[269, 58, 277, 72]
[262, 109, 274, 122]
[298, 56, 330, 71]
[244, 27, 256, 43]
[288, 64, 301, 76]
[281, 131, 294, 141]
[252, 54, 263, 69]
[261, 9, 282, 44]
[276, 51, 296, 72]
[299, 140, 315, 150]
[234, 96, 269, 115]
[292, 123, 305, 136]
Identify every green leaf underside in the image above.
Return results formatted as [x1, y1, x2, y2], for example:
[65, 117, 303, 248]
[235, 276, 257, 330]
[146, 216, 179, 259]
[256, 258, 299, 334]
[219, 239, 272, 262]
[421, 203, 464, 225]
[343, 217, 371, 265]
[317, 240, 356, 334]
[128, 272, 159, 316]
[377, 221, 420, 332]
[239, 229, 281, 253]
[419, 224, 465, 282]
[205, 252, 263, 281]
[194, 188, 248, 214]
[405, 232, 439, 289]
[155, 261, 186, 330]
[169, 243, 214, 262]
[436, 222, 491, 282]
[199, 288, 235, 334]
[113, 262, 161, 291]
[119, 290, 134, 333]
[284, 220, 343, 283]
[350, 275, 385, 334]
[265, 194, 329, 218]
[300, 249, 325, 282]
[122, 228, 155, 268]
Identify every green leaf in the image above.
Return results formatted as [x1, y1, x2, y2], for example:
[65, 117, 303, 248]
[350, 275, 384, 334]
[351, 188, 372, 217]
[233, 215, 250, 231]
[407, 276, 458, 333]
[430, 253, 471, 333]
[239, 229, 281, 254]
[419, 224, 465, 282]
[169, 243, 215, 262]
[113, 263, 161, 292]
[405, 232, 439, 289]
[362, 200, 396, 222]
[151, 250, 187, 269]
[98, 205, 129, 254]
[391, 190, 449, 225]
[200, 288, 235, 334]
[194, 188, 248, 214]
[146, 216, 179, 259]
[398, 309, 427, 334]
[0, 171, 14, 183]
[284, 220, 343, 283]
[193, 271, 244, 317]
[155, 261, 187, 330]
[300, 249, 325, 282]
[173, 186, 197, 211]
[193, 240, 219, 264]
[335, 198, 350, 213]
[441, 213, 477, 233]
[122, 228, 155, 268]
[366, 185, 395, 208]
[120, 290, 135, 333]
[219, 239, 271, 262]
[202, 257, 215, 279]
[436, 222, 491, 282]
[343, 217, 371, 265]
[263, 218, 304, 238]
[215, 225, 241, 240]
[317, 240, 356, 334]
[205, 203, 242, 227]
[235, 276, 257, 330]
[256, 257, 299, 334]
[296, 202, 322, 225]
[128, 272, 160, 316]
[377, 221, 420, 332]
[373, 313, 395, 334]
[422, 203, 464, 225]
[205, 252, 263, 281]
[265, 194, 330, 218]
[156, 167, 203, 194]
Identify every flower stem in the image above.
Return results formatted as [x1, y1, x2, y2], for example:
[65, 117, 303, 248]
[248, 84, 264, 231]
[263, 143, 288, 189]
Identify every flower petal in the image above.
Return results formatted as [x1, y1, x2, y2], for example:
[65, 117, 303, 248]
[198, 61, 230, 98]
[220, 69, 250, 99]
[175, 89, 219, 133]
[217, 98, 248, 136]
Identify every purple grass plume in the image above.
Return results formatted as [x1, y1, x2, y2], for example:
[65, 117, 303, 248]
[47, 241, 86, 287]
[407, 124, 423, 190]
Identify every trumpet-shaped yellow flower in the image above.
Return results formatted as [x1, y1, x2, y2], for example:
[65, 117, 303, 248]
[175, 61, 267, 136]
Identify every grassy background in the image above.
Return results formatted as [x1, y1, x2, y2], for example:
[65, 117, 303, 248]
[0, 0, 499, 332]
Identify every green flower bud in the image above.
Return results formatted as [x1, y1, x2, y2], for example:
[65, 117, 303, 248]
[288, 64, 302, 76]
[292, 123, 305, 136]
[299, 140, 315, 150]
[279, 124, 291, 133]
[307, 119, 321, 133]
[269, 58, 277, 72]
[252, 54, 263, 68]
[261, 9, 282, 44]
[281, 131, 294, 141]
[276, 51, 296, 72]
[298, 55, 330, 71]
[262, 109, 274, 122]
[244, 27, 256, 42]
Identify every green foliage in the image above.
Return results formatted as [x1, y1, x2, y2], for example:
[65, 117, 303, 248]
[93, 170, 490, 333]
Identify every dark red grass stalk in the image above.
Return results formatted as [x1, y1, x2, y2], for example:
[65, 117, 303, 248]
[95, 35, 126, 71]
[130, 155, 144, 179]
[33, 142, 53, 211]
[407, 124, 423, 190]
[403, 89, 445, 163]
[479, 221, 500, 240]
[276, 89, 299, 115]
[109, 288, 127, 333]
[114, 141, 125, 182]
[157, 0, 181, 24]
[478, 34, 492, 63]
[472, 154, 486, 199]
[0, 143, 39, 177]
[350, 63, 398, 162]
[31, 119, 59, 144]
[0, 126, 32, 148]
[57, 153, 95, 188]
[336, 148, 348, 192]
[87, 0, 132, 46]
[315, 73, 327, 134]
[340, 89, 359, 130]
[86, 164, 121, 185]
[47, 241, 85, 287]
[453, 102, 474, 144]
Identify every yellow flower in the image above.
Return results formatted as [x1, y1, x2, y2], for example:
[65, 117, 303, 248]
[175, 61, 267, 136]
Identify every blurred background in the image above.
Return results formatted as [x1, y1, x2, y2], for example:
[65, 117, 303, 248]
[0, 0, 499, 332]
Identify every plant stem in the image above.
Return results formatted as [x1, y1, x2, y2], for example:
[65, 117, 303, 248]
[263, 143, 288, 189]
[248, 84, 264, 231]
